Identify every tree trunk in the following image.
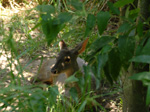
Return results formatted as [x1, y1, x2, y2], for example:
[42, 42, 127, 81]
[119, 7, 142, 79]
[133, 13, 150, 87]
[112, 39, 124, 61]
[122, 0, 150, 111]
[122, 64, 148, 112]
[137, 0, 150, 22]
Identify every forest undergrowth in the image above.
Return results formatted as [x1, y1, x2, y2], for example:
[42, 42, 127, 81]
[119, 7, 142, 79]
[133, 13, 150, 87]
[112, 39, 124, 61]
[0, 1, 122, 111]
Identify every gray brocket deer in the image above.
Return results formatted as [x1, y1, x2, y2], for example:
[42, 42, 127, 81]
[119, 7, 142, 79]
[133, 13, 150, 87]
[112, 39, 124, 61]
[31, 39, 91, 94]
[32, 57, 87, 91]
[50, 38, 96, 95]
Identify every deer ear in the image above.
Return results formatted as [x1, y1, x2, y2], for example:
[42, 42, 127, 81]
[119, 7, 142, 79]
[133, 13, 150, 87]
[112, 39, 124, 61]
[59, 40, 68, 50]
[72, 38, 89, 55]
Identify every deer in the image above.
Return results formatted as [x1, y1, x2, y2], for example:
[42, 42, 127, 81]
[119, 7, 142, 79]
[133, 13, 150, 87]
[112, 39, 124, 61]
[51, 38, 97, 94]
[30, 38, 101, 111]
[31, 38, 97, 96]
[31, 57, 87, 93]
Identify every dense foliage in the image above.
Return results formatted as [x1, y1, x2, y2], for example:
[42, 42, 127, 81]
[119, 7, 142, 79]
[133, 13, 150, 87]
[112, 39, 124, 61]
[0, 0, 150, 111]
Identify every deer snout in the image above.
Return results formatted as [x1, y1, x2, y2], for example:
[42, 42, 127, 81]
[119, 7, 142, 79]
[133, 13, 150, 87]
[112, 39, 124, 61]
[51, 68, 58, 74]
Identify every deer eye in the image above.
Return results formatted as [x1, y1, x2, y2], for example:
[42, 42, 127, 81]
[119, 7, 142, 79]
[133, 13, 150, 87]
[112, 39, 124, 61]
[64, 56, 71, 63]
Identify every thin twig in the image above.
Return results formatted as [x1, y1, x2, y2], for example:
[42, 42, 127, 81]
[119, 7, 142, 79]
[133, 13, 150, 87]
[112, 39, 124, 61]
[12, 0, 20, 8]
[9, 0, 16, 10]
[0, 4, 5, 10]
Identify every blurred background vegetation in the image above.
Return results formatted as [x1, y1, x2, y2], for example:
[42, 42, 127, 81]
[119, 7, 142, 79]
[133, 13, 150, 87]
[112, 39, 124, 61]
[0, 0, 150, 112]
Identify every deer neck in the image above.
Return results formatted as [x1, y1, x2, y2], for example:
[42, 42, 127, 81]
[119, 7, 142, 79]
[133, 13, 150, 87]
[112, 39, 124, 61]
[65, 62, 79, 77]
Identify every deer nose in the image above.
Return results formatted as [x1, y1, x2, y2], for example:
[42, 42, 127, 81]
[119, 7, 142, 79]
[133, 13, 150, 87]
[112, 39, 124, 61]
[51, 69, 58, 74]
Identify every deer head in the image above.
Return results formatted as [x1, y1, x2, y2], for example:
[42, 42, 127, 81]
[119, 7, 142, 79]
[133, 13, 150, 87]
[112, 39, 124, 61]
[51, 38, 89, 77]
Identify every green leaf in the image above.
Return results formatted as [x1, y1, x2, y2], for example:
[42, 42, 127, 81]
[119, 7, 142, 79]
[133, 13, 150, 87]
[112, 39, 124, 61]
[130, 72, 150, 86]
[137, 21, 143, 37]
[103, 48, 121, 84]
[146, 86, 150, 106]
[69, 87, 78, 103]
[48, 86, 59, 105]
[130, 55, 150, 64]
[87, 36, 115, 61]
[41, 13, 51, 21]
[129, 8, 140, 19]
[49, 86, 59, 95]
[90, 36, 115, 50]
[135, 37, 149, 56]
[41, 20, 60, 45]
[36, 5, 55, 20]
[97, 11, 110, 35]
[125, 6, 130, 18]
[28, 22, 41, 33]
[65, 75, 79, 83]
[100, 44, 112, 54]
[108, 48, 121, 81]
[36, 5, 55, 14]
[78, 100, 87, 112]
[62, 30, 75, 39]
[41, 19, 52, 36]
[114, 0, 134, 8]
[107, 1, 120, 15]
[84, 14, 96, 37]
[118, 36, 135, 69]
[70, 0, 83, 10]
[55, 12, 72, 24]
[130, 9, 140, 15]
[41, 12, 72, 45]
[104, 62, 113, 85]
[141, 38, 150, 55]
[130, 72, 150, 80]
[97, 54, 108, 79]
[117, 22, 132, 33]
